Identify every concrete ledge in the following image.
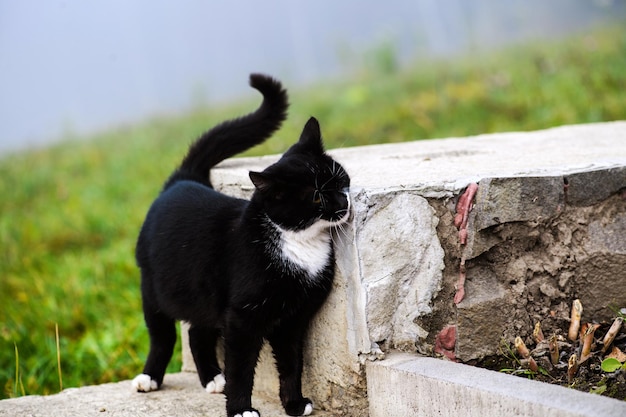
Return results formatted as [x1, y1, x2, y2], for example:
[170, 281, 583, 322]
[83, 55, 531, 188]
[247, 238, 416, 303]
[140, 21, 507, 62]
[214, 121, 626, 198]
[0, 373, 326, 417]
[367, 352, 626, 417]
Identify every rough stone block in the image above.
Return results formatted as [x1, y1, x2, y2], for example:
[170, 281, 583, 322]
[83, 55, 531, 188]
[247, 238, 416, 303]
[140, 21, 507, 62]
[473, 176, 564, 230]
[567, 166, 626, 206]
[456, 265, 512, 361]
[354, 190, 444, 349]
[586, 212, 626, 255]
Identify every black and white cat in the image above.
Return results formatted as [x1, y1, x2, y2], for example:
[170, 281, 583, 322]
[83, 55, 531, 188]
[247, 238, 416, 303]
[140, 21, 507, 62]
[132, 74, 351, 417]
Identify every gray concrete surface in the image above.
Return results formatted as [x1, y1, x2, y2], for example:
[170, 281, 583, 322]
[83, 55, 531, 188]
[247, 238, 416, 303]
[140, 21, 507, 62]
[367, 353, 626, 417]
[0, 372, 325, 417]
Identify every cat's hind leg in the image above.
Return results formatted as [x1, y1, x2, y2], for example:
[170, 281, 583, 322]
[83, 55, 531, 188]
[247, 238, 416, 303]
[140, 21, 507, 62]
[268, 324, 313, 416]
[188, 325, 225, 393]
[133, 304, 177, 392]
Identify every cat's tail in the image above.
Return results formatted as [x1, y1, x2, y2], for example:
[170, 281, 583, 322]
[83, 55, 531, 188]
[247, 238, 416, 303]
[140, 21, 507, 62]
[167, 73, 288, 187]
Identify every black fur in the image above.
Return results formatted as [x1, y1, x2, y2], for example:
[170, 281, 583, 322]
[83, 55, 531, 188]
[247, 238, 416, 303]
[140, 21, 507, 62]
[134, 74, 350, 417]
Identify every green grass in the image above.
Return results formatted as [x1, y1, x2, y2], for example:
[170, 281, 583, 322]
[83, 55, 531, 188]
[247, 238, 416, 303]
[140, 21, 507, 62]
[1, 24, 625, 398]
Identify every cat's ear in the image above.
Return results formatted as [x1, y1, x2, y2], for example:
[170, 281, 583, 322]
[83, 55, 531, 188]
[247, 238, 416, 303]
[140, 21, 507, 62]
[249, 171, 274, 193]
[297, 117, 325, 154]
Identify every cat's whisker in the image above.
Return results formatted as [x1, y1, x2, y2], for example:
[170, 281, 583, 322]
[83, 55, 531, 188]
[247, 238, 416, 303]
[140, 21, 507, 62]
[330, 230, 340, 248]
[333, 221, 349, 246]
[328, 206, 351, 248]
[333, 232, 345, 250]
[337, 219, 348, 236]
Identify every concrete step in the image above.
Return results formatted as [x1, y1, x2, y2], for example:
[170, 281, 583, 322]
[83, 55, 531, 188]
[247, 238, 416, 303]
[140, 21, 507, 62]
[0, 372, 328, 417]
[367, 352, 626, 417]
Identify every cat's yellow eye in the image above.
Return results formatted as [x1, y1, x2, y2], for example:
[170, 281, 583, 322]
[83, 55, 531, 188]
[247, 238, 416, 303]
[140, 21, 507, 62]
[313, 196, 321, 204]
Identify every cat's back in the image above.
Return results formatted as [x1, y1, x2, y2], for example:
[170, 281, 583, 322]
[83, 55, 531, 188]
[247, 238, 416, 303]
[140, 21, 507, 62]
[156, 180, 245, 216]
[138, 180, 247, 255]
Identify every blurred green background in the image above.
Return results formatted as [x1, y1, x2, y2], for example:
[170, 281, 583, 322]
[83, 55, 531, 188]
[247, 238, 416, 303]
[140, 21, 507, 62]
[1, 22, 626, 398]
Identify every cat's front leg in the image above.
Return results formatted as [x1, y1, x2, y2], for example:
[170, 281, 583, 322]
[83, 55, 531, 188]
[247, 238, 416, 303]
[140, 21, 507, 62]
[223, 328, 264, 417]
[268, 326, 313, 416]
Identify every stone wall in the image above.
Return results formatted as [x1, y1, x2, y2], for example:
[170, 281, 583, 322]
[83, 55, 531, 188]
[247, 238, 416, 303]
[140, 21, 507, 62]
[431, 170, 626, 362]
[181, 121, 626, 415]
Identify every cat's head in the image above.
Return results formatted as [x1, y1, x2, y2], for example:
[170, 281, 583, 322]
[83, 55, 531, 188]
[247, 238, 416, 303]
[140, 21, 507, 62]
[249, 117, 351, 231]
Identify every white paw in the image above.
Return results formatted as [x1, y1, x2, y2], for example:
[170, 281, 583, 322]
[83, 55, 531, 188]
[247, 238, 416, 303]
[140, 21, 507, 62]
[205, 373, 226, 394]
[132, 374, 158, 392]
[303, 402, 313, 415]
[234, 412, 259, 417]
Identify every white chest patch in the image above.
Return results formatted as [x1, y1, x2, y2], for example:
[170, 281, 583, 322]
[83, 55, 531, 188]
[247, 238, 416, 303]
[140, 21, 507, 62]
[277, 221, 332, 277]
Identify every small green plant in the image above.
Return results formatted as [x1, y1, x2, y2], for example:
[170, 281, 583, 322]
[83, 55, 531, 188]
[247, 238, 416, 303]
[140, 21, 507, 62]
[600, 357, 626, 373]
[500, 364, 551, 379]
[55, 323, 63, 392]
[498, 338, 551, 380]
[13, 343, 25, 397]
[498, 339, 544, 379]
[589, 383, 607, 395]
[608, 306, 626, 320]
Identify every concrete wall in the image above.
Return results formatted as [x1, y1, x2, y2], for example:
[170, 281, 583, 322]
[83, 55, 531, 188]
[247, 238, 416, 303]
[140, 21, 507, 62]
[181, 121, 626, 415]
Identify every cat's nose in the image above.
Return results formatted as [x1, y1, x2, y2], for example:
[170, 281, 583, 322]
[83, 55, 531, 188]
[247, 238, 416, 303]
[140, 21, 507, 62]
[342, 191, 351, 211]
[330, 193, 348, 210]
[326, 192, 350, 221]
